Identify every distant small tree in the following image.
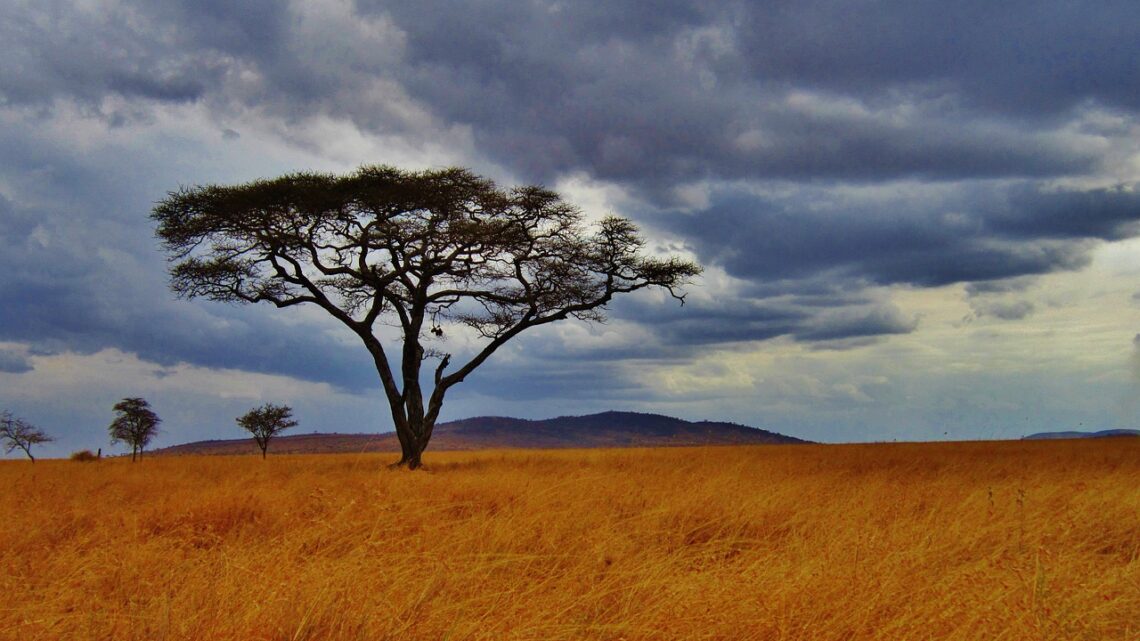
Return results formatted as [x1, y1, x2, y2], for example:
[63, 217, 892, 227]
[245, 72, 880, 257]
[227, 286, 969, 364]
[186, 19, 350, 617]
[1, 410, 54, 462]
[109, 398, 161, 461]
[237, 403, 298, 459]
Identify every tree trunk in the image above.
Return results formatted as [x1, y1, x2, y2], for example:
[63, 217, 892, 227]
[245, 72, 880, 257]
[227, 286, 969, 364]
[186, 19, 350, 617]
[402, 440, 425, 470]
[392, 421, 431, 470]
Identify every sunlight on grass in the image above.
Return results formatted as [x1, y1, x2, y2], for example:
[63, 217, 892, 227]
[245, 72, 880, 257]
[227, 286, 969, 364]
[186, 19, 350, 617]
[2, 440, 1137, 640]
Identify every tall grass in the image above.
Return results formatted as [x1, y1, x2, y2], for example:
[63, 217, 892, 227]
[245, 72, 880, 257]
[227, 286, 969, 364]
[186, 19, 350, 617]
[1, 439, 1137, 640]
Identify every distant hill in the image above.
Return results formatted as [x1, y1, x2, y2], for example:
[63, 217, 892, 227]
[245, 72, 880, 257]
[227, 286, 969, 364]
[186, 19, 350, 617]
[1023, 429, 1140, 440]
[151, 411, 808, 456]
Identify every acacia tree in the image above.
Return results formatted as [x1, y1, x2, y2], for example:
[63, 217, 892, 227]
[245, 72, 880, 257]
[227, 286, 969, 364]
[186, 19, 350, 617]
[153, 165, 700, 469]
[237, 403, 298, 459]
[109, 397, 161, 461]
[1, 410, 54, 462]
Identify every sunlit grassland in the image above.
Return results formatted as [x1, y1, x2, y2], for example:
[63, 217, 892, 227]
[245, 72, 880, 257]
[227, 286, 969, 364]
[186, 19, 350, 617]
[2, 439, 1138, 640]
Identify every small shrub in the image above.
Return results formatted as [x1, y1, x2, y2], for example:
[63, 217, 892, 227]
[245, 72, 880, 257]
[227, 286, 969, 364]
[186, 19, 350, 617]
[70, 450, 99, 462]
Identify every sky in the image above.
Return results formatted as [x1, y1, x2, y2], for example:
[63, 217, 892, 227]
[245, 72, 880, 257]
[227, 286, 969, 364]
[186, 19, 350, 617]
[3, 0, 1140, 457]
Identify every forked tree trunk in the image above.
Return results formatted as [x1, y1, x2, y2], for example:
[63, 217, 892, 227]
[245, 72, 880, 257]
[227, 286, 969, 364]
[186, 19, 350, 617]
[398, 440, 424, 470]
[393, 419, 433, 470]
[379, 331, 443, 470]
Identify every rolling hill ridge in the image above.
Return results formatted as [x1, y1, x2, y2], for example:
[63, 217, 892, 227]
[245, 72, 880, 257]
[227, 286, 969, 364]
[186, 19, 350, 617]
[1022, 429, 1140, 440]
[152, 411, 808, 456]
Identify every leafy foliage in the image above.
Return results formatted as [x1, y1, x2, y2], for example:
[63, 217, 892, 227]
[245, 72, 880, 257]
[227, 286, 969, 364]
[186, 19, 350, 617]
[108, 397, 161, 462]
[237, 403, 298, 459]
[1, 410, 53, 462]
[153, 165, 700, 468]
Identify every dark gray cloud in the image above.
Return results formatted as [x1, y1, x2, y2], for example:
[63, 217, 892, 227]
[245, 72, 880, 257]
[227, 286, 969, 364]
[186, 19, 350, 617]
[792, 305, 918, 342]
[614, 297, 807, 346]
[0, 248, 377, 391]
[4, 0, 1132, 188]
[347, 0, 1127, 190]
[0, 348, 33, 374]
[992, 185, 1140, 240]
[460, 357, 645, 403]
[0, 0, 220, 113]
[375, 1, 1104, 190]
[964, 277, 1036, 296]
[733, 1, 1140, 116]
[659, 181, 1138, 289]
[600, 286, 922, 350]
[964, 277, 1037, 321]
[0, 243, 377, 392]
[969, 300, 1036, 321]
[0, 132, 377, 391]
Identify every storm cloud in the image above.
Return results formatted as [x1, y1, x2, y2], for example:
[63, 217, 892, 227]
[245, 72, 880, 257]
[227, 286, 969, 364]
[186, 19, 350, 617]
[4, 1, 1135, 184]
[660, 181, 1139, 292]
[2, 0, 1140, 450]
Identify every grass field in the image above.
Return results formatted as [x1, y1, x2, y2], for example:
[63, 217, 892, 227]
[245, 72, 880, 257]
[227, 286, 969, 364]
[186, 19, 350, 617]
[2, 439, 1138, 640]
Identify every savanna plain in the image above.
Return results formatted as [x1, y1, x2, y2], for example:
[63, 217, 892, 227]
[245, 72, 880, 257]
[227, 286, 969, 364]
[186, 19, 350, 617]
[2, 439, 1138, 641]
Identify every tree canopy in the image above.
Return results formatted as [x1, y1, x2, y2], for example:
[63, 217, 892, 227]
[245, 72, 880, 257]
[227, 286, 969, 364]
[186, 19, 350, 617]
[153, 165, 700, 468]
[237, 403, 298, 459]
[109, 397, 161, 461]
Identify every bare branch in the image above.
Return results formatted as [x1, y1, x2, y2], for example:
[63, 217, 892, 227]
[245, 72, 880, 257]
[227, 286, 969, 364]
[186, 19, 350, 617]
[1, 411, 54, 462]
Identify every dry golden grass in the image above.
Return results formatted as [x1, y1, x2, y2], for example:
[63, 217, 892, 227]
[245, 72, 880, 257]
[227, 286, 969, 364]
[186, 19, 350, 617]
[2, 439, 1138, 640]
